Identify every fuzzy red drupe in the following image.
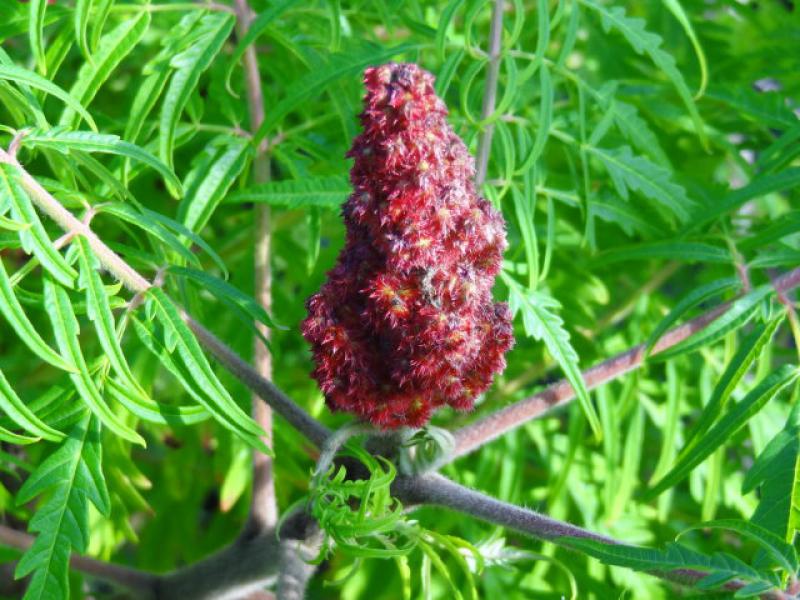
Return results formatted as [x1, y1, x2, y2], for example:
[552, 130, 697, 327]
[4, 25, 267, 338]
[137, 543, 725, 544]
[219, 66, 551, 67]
[302, 62, 514, 429]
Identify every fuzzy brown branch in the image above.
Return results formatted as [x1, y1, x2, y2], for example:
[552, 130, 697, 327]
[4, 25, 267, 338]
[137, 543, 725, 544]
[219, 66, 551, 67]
[0, 147, 331, 448]
[233, 0, 278, 537]
[394, 474, 793, 600]
[474, 0, 504, 187]
[450, 265, 800, 462]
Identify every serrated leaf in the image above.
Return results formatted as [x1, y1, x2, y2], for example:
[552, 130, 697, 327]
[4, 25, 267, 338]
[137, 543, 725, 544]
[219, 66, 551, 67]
[646, 277, 741, 354]
[688, 168, 800, 231]
[59, 11, 150, 128]
[562, 537, 773, 593]
[22, 129, 182, 196]
[655, 284, 773, 361]
[597, 241, 730, 265]
[644, 365, 799, 499]
[16, 416, 109, 600]
[0, 64, 97, 130]
[253, 41, 419, 144]
[144, 288, 267, 447]
[178, 137, 250, 233]
[680, 519, 797, 574]
[0, 367, 63, 442]
[75, 236, 151, 401]
[679, 316, 783, 457]
[0, 163, 77, 288]
[160, 13, 235, 172]
[97, 202, 200, 268]
[588, 146, 693, 223]
[579, 0, 707, 147]
[227, 175, 351, 208]
[43, 278, 145, 446]
[0, 257, 75, 372]
[167, 266, 279, 329]
[503, 273, 602, 439]
[105, 377, 209, 427]
[745, 403, 800, 544]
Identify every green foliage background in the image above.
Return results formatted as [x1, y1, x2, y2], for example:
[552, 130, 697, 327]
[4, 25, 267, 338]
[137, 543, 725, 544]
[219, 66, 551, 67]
[0, 0, 799, 597]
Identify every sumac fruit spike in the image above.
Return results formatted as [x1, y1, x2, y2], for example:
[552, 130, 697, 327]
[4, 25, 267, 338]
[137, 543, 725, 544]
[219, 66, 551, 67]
[302, 62, 514, 429]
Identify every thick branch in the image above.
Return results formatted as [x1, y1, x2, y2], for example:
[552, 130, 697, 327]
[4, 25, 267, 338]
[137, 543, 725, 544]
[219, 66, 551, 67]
[394, 475, 792, 600]
[451, 265, 800, 461]
[233, 0, 278, 536]
[474, 0, 504, 187]
[0, 524, 157, 599]
[0, 148, 331, 448]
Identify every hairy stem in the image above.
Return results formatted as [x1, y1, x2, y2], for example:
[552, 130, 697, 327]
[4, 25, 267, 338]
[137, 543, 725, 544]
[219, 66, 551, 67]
[0, 147, 331, 448]
[233, 0, 278, 536]
[474, 0, 504, 187]
[450, 265, 800, 462]
[395, 475, 792, 599]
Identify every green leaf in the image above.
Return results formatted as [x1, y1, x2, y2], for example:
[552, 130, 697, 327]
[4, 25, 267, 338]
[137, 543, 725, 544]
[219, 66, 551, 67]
[28, 0, 47, 74]
[436, 0, 465, 59]
[0, 163, 77, 288]
[74, 0, 92, 61]
[0, 257, 75, 372]
[167, 266, 278, 329]
[75, 236, 150, 400]
[43, 278, 146, 446]
[0, 64, 97, 131]
[739, 211, 800, 251]
[654, 284, 773, 361]
[16, 416, 110, 600]
[253, 41, 419, 144]
[744, 402, 800, 544]
[562, 537, 772, 593]
[587, 146, 694, 223]
[644, 364, 799, 500]
[0, 367, 64, 442]
[227, 175, 351, 208]
[59, 11, 150, 128]
[22, 129, 182, 196]
[105, 377, 209, 427]
[688, 168, 800, 231]
[96, 202, 201, 268]
[159, 13, 235, 172]
[224, 0, 297, 94]
[144, 288, 267, 447]
[679, 316, 783, 457]
[503, 273, 602, 440]
[597, 242, 730, 265]
[578, 0, 707, 148]
[679, 519, 798, 574]
[178, 137, 250, 233]
[645, 277, 741, 354]
[662, 0, 707, 99]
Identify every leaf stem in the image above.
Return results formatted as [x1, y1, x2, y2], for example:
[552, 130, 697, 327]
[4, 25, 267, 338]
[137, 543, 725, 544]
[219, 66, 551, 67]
[474, 0, 504, 187]
[232, 0, 279, 537]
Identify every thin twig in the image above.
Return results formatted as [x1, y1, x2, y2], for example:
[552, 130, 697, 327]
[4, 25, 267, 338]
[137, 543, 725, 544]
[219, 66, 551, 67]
[448, 266, 800, 463]
[233, 0, 278, 537]
[0, 148, 331, 448]
[474, 0, 505, 187]
[0, 525, 157, 599]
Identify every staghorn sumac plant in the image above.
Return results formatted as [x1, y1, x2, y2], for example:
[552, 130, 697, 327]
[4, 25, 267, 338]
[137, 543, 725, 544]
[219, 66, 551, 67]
[0, 0, 799, 599]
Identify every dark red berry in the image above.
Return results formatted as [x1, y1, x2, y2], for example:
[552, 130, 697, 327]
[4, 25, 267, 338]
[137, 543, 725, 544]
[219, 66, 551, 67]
[302, 62, 514, 429]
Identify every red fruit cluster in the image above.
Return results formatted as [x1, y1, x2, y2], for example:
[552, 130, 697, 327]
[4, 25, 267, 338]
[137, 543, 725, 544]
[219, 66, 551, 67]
[302, 62, 513, 429]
